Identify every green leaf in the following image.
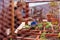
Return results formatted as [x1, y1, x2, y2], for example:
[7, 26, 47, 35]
[46, 25, 50, 28]
[41, 32, 46, 38]
[40, 37, 47, 40]
[45, 22, 52, 28]
[37, 23, 43, 28]
[25, 25, 30, 29]
[10, 38, 13, 40]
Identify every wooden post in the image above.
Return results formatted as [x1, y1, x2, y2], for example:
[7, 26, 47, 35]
[10, 0, 14, 36]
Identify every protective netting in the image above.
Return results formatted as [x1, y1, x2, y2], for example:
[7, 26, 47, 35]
[0, 0, 29, 39]
[0, 0, 13, 38]
[14, 2, 29, 28]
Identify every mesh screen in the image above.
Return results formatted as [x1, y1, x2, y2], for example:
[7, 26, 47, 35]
[0, 0, 13, 38]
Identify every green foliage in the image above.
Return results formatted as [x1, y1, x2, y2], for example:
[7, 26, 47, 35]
[24, 25, 30, 29]
[37, 22, 52, 29]
[45, 22, 52, 28]
[40, 37, 47, 40]
[55, 25, 58, 30]
[37, 23, 42, 28]
[40, 32, 47, 40]
[41, 32, 46, 38]
[10, 38, 12, 40]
